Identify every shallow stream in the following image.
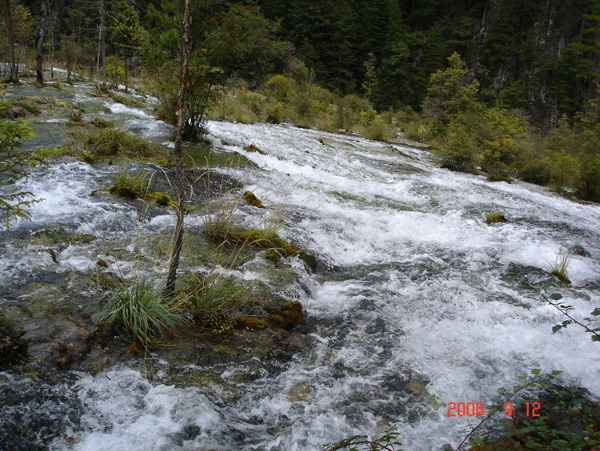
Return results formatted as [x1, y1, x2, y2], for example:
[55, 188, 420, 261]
[1, 80, 599, 450]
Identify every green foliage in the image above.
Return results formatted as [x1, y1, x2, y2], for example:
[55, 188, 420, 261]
[325, 428, 403, 451]
[0, 114, 41, 229]
[435, 124, 478, 172]
[465, 369, 600, 450]
[543, 293, 600, 342]
[99, 278, 187, 349]
[63, 128, 153, 160]
[422, 52, 481, 131]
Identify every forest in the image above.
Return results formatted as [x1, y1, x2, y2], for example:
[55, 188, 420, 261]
[1, 0, 599, 201]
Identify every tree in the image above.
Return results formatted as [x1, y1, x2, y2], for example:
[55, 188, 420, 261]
[165, 0, 191, 296]
[110, 0, 148, 92]
[34, 0, 49, 86]
[0, 103, 39, 229]
[1, 0, 32, 82]
[422, 52, 480, 129]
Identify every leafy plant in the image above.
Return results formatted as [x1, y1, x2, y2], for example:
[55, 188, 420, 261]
[325, 428, 403, 451]
[99, 277, 187, 349]
[543, 292, 600, 342]
[463, 370, 600, 450]
[0, 113, 42, 228]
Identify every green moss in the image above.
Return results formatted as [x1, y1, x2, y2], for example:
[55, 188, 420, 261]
[35, 147, 69, 159]
[265, 249, 281, 265]
[486, 213, 507, 224]
[146, 192, 173, 207]
[108, 171, 149, 199]
[267, 314, 285, 328]
[550, 270, 571, 284]
[67, 121, 85, 127]
[242, 190, 264, 208]
[96, 259, 109, 268]
[233, 317, 269, 331]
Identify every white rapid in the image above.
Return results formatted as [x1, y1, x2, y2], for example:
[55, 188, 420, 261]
[2, 103, 599, 449]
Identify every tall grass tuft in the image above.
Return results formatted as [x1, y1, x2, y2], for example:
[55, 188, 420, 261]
[550, 249, 572, 284]
[185, 275, 246, 331]
[99, 278, 187, 349]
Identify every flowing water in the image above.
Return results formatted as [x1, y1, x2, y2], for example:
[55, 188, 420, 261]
[1, 82, 599, 450]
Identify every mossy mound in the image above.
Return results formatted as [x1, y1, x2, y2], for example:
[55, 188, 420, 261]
[243, 144, 266, 154]
[242, 191, 264, 208]
[486, 213, 507, 224]
[108, 184, 138, 199]
[203, 227, 318, 272]
[146, 192, 173, 207]
[64, 128, 154, 158]
[233, 317, 269, 331]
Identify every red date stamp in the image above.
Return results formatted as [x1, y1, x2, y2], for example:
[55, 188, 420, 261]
[447, 402, 541, 417]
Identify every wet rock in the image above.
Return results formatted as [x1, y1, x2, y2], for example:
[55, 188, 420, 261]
[288, 381, 311, 402]
[569, 244, 590, 257]
[21, 316, 96, 370]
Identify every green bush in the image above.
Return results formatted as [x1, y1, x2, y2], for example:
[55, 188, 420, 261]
[436, 124, 478, 172]
[578, 153, 600, 201]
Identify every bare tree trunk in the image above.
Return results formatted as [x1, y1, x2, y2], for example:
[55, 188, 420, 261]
[97, 0, 107, 87]
[165, 0, 192, 296]
[3, 0, 18, 83]
[35, 0, 49, 85]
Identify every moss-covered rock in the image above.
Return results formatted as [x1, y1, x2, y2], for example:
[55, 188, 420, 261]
[243, 144, 266, 154]
[242, 190, 264, 208]
[108, 184, 138, 199]
[486, 213, 507, 224]
[234, 317, 269, 331]
[146, 192, 173, 207]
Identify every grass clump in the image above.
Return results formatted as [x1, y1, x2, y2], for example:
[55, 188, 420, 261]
[185, 275, 246, 332]
[99, 278, 187, 349]
[108, 170, 149, 199]
[63, 128, 153, 160]
[550, 249, 572, 284]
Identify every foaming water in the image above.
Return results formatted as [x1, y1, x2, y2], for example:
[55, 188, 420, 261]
[3, 112, 599, 449]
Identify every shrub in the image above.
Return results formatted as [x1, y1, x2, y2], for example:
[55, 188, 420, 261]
[99, 278, 186, 349]
[436, 124, 478, 172]
[364, 118, 393, 141]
